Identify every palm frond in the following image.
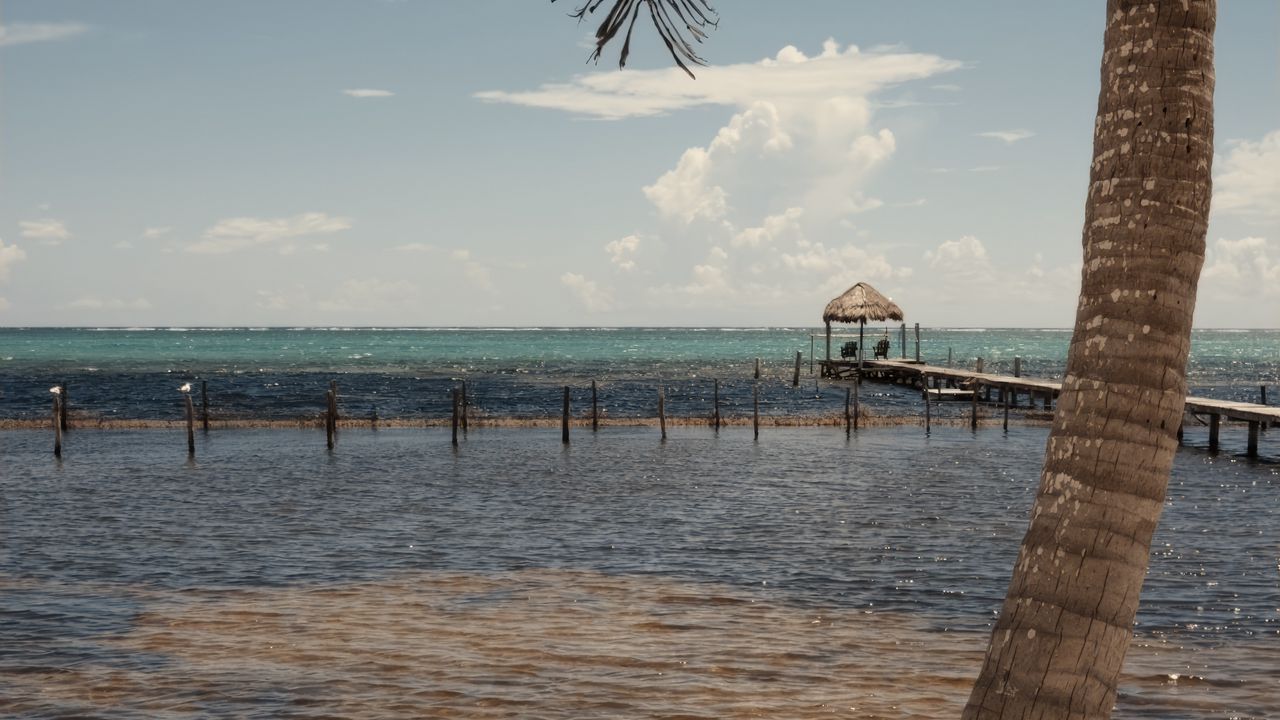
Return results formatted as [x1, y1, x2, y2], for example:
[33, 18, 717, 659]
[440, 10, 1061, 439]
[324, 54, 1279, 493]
[553, 0, 718, 78]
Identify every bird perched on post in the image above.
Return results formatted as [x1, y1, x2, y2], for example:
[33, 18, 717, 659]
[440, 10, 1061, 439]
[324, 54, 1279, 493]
[50, 386, 62, 395]
[179, 383, 192, 393]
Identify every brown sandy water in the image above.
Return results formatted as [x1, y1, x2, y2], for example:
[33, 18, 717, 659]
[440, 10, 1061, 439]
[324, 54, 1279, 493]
[3, 570, 1274, 719]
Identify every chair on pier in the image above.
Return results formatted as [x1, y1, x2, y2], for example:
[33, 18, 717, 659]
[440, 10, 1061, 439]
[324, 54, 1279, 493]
[840, 341, 858, 359]
[873, 337, 891, 359]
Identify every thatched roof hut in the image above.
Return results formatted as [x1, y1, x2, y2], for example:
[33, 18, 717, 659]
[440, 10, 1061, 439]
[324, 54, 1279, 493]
[822, 282, 904, 371]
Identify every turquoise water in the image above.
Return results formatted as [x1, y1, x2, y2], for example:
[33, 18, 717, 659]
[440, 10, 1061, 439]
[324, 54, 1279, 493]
[1, 327, 1276, 421]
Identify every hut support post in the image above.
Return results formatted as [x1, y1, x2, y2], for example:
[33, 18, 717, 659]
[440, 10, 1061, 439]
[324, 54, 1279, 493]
[810, 336, 815, 375]
[1208, 413, 1220, 451]
[858, 322, 865, 373]
[825, 321, 831, 366]
[914, 323, 920, 363]
[900, 323, 906, 359]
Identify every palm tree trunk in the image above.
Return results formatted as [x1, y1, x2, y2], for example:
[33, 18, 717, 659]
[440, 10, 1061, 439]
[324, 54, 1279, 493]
[965, 2, 1215, 718]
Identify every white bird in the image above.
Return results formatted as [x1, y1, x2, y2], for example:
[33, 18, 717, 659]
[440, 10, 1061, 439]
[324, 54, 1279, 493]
[179, 383, 192, 393]
[50, 386, 62, 395]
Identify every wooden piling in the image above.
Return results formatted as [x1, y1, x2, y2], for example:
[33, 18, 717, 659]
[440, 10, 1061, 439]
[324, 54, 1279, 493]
[975, 357, 984, 374]
[1208, 413, 1220, 451]
[754, 357, 761, 380]
[922, 374, 930, 434]
[185, 394, 196, 457]
[900, 323, 907, 359]
[713, 378, 721, 430]
[844, 387, 851, 436]
[752, 382, 759, 441]
[1013, 356, 1022, 378]
[793, 351, 801, 387]
[592, 380, 599, 432]
[947, 347, 953, 367]
[1002, 385, 1010, 431]
[326, 390, 335, 449]
[59, 383, 68, 431]
[52, 395, 62, 458]
[201, 380, 209, 432]
[853, 376, 860, 431]
[970, 381, 979, 430]
[562, 386, 570, 445]
[658, 386, 667, 441]
[1262, 385, 1268, 405]
[914, 323, 920, 363]
[451, 388, 459, 447]
[1247, 421, 1259, 457]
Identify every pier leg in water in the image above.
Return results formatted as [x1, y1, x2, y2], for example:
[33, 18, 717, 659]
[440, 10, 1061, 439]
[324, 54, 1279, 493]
[59, 383, 68, 431]
[461, 380, 469, 434]
[1208, 413, 1220, 452]
[1003, 386, 1009, 432]
[326, 390, 335, 450]
[970, 381, 979, 431]
[201, 380, 209, 432]
[592, 380, 599, 432]
[914, 323, 921, 363]
[1247, 421, 1258, 457]
[923, 374, 931, 434]
[185, 395, 195, 457]
[562, 386, 570, 445]
[754, 357, 760, 380]
[793, 351, 801, 387]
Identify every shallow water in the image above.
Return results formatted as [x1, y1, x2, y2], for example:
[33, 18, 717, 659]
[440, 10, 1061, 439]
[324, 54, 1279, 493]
[2, 426, 1276, 717]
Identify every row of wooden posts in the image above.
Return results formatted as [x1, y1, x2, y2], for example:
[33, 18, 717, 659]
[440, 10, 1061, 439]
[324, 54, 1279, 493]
[40, 366, 1272, 458]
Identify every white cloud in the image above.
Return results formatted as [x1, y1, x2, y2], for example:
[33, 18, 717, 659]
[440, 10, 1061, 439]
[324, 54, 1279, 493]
[20, 218, 71, 244]
[114, 240, 134, 250]
[0, 297, 9, 311]
[931, 83, 962, 92]
[143, 226, 173, 239]
[0, 22, 88, 47]
[188, 212, 351, 254]
[969, 165, 1001, 173]
[733, 207, 804, 249]
[450, 250, 494, 291]
[925, 235, 992, 281]
[560, 272, 614, 312]
[976, 129, 1034, 144]
[605, 234, 642, 271]
[477, 38, 960, 120]
[1214, 130, 1280, 219]
[67, 297, 152, 311]
[1202, 237, 1280, 297]
[343, 88, 394, 98]
[0, 237, 28, 280]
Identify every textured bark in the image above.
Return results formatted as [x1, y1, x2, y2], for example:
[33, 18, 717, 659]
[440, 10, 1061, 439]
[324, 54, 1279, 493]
[965, 2, 1215, 719]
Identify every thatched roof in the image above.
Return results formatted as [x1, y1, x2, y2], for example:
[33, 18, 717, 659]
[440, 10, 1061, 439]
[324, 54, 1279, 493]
[822, 282, 904, 324]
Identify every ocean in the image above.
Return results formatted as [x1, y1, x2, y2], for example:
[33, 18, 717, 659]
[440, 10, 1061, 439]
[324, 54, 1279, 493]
[2, 328, 1277, 717]
[1, 327, 1277, 422]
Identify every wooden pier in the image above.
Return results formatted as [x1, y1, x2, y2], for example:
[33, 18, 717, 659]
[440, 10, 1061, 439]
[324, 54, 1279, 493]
[827, 358, 1278, 457]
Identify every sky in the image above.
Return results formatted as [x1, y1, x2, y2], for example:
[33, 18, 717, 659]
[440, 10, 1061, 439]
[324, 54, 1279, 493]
[0, 1, 1276, 328]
